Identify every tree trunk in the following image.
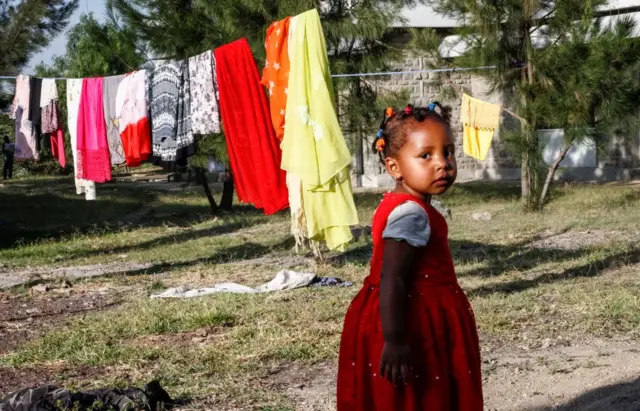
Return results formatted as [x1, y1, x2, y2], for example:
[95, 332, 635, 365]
[520, 24, 536, 208]
[220, 177, 234, 211]
[521, 142, 532, 204]
[539, 140, 574, 207]
[197, 168, 219, 215]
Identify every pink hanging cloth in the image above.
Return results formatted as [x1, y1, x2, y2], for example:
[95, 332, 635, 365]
[76, 78, 111, 183]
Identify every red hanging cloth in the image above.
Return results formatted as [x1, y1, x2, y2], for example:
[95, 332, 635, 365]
[214, 38, 289, 215]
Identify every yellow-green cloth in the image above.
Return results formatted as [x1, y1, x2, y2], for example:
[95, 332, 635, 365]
[282, 9, 358, 251]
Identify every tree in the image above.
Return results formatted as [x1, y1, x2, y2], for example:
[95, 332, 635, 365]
[425, 0, 639, 209]
[0, 0, 79, 108]
[535, 17, 640, 206]
[107, 0, 425, 210]
[36, 13, 146, 79]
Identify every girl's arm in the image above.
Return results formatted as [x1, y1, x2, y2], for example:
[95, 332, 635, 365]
[379, 239, 417, 386]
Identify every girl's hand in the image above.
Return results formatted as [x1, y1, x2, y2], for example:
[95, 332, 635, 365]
[379, 342, 412, 386]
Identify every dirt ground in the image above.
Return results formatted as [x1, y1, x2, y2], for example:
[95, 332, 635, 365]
[1, 260, 640, 410]
[269, 338, 640, 411]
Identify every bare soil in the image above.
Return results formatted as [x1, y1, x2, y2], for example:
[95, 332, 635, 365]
[267, 338, 640, 411]
[0, 288, 122, 356]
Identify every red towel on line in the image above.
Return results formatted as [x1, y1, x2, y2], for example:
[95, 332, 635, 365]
[214, 38, 289, 215]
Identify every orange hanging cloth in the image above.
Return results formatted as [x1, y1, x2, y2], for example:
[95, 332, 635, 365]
[261, 17, 291, 141]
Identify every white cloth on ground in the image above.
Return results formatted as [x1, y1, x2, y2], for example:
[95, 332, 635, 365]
[151, 270, 316, 299]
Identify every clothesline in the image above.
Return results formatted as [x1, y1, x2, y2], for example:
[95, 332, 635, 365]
[0, 66, 496, 81]
[2, 63, 526, 124]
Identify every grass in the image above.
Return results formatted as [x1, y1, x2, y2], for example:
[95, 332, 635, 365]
[1, 173, 640, 408]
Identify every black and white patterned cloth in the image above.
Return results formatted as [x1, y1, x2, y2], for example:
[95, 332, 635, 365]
[150, 61, 194, 161]
[188, 51, 221, 135]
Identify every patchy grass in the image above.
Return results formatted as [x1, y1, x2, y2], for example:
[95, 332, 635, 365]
[1, 174, 640, 408]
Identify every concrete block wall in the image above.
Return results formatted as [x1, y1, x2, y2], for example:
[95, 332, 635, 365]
[354, 54, 640, 187]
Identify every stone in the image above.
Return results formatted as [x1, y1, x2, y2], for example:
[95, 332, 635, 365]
[191, 337, 206, 344]
[471, 212, 492, 221]
[31, 284, 49, 293]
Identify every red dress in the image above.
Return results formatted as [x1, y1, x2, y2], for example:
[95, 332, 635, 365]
[337, 192, 483, 410]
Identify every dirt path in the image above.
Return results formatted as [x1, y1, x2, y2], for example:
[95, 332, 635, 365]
[0, 262, 153, 290]
[270, 338, 640, 411]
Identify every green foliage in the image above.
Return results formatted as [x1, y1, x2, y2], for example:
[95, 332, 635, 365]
[0, 0, 79, 108]
[108, 0, 427, 166]
[0, 0, 79, 74]
[423, 0, 640, 207]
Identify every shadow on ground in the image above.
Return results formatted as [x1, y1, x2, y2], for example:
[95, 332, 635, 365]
[527, 378, 640, 411]
[114, 235, 297, 277]
[327, 230, 639, 299]
[0, 177, 271, 250]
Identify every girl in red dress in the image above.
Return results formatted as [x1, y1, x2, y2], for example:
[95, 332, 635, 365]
[337, 103, 483, 410]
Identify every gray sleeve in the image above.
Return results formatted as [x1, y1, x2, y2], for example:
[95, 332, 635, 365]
[382, 201, 431, 247]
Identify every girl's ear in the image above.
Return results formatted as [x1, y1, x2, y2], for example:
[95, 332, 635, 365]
[385, 156, 402, 181]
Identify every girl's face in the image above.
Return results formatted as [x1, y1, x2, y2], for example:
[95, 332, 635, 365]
[385, 120, 457, 199]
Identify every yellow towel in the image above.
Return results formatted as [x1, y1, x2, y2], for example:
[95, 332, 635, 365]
[461, 93, 501, 161]
[282, 9, 359, 251]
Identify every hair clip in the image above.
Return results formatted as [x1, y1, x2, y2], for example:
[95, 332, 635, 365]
[376, 129, 384, 138]
[385, 107, 395, 118]
[404, 105, 413, 115]
[375, 137, 386, 152]
[428, 102, 436, 111]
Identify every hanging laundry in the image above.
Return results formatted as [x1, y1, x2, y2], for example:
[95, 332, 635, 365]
[103, 75, 127, 166]
[461, 93, 501, 161]
[66, 79, 96, 198]
[39, 79, 66, 168]
[214, 38, 289, 215]
[282, 9, 359, 251]
[188, 51, 221, 134]
[177, 63, 194, 156]
[10, 75, 38, 161]
[76, 77, 111, 183]
[150, 61, 194, 161]
[115, 70, 152, 167]
[284, 15, 314, 254]
[261, 17, 291, 141]
[28, 77, 43, 151]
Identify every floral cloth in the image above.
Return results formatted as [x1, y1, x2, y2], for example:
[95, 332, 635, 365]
[39, 79, 66, 168]
[188, 51, 221, 134]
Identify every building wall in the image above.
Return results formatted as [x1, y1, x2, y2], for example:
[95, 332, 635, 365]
[356, 55, 640, 187]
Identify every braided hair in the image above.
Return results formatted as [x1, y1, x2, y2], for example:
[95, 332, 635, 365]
[372, 103, 452, 163]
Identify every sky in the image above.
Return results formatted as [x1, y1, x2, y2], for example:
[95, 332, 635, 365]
[25, 0, 107, 74]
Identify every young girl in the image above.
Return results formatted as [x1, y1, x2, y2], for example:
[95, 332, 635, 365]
[337, 104, 483, 410]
